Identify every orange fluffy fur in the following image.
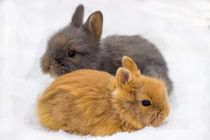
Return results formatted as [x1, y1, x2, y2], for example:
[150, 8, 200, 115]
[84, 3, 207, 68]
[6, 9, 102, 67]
[37, 56, 170, 136]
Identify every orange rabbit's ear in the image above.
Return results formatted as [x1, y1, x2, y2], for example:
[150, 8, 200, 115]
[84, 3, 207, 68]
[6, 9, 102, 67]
[122, 56, 141, 77]
[116, 68, 132, 88]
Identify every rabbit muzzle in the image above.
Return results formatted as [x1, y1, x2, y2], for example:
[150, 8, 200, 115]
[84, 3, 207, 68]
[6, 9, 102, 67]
[150, 109, 169, 127]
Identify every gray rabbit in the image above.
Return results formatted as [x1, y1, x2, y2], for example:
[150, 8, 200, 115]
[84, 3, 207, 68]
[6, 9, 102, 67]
[41, 4, 173, 94]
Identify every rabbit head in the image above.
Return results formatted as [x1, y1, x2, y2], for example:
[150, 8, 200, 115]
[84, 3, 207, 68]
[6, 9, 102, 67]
[41, 4, 103, 77]
[112, 56, 170, 128]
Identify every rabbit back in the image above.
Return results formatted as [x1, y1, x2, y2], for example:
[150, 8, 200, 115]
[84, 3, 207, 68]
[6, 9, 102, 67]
[99, 35, 173, 94]
[37, 70, 122, 135]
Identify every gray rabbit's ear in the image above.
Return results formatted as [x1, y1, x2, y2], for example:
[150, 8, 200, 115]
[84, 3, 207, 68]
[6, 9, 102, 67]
[84, 11, 103, 44]
[122, 56, 141, 77]
[71, 4, 84, 27]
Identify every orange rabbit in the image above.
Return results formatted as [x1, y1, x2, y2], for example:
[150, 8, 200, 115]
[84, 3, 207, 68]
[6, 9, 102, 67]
[37, 56, 170, 136]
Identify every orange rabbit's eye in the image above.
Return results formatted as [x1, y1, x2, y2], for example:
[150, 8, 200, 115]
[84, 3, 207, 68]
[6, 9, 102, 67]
[141, 100, 151, 106]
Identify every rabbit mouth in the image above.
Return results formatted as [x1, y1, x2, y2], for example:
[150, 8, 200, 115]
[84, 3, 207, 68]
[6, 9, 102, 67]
[42, 66, 50, 74]
[40, 58, 50, 74]
[49, 70, 59, 78]
[150, 111, 168, 127]
[41, 63, 55, 75]
[41, 58, 68, 77]
[49, 64, 72, 77]
[48, 67, 63, 77]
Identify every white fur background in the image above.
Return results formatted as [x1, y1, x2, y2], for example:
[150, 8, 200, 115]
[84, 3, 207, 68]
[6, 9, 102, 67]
[0, 0, 210, 140]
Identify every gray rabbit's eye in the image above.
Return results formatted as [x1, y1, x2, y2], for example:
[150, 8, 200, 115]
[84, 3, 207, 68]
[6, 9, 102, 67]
[68, 50, 76, 57]
[141, 100, 151, 106]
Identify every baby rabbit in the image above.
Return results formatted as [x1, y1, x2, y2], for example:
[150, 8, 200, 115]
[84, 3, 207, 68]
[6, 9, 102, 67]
[40, 4, 173, 94]
[37, 56, 170, 136]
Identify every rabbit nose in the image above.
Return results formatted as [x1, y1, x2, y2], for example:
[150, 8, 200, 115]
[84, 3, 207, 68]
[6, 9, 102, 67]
[41, 57, 51, 73]
[50, 63, 55, 69]
[48, 59, 55, 69]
